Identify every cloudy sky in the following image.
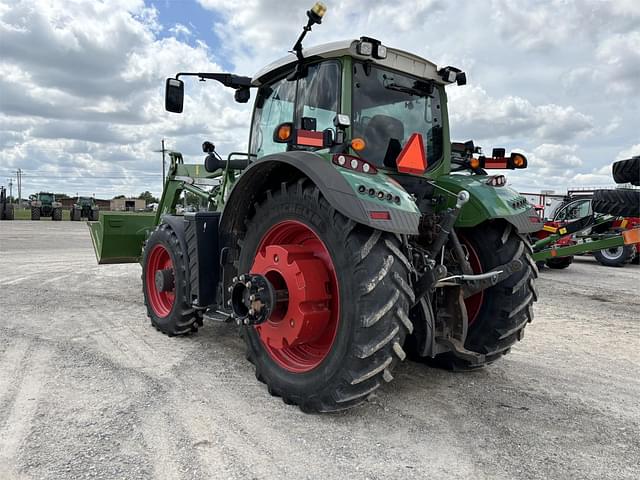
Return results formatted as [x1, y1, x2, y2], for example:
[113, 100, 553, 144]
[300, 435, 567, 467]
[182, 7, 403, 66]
[0, 0, 638, 199]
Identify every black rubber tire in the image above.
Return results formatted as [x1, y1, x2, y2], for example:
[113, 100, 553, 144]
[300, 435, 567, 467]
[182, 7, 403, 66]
[52, 207, 62, 221]
[69, 208, 76, 221]
[612, 157, 640, 186]
[238, 179, 413, 412]
[433, 222, 537, 370]
[593, 245, 635, 267]
[632, 253, 640, 265]
[90, 209, 99, 221]
[546, 256, 573, 269]
[592, 189, 640, 217]
[4, 204, 14, 220]
[142, 223, 199, 336]
[31, 206, 40, 220]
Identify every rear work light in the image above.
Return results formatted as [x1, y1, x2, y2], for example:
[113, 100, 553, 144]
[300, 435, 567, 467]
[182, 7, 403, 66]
[486, 175, 507, 187]
[332, 154, 377, 174]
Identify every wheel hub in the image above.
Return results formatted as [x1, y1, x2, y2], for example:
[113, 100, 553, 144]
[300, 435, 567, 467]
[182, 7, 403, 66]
[251, 244, 332, 350]
[154, 268, 175, 293]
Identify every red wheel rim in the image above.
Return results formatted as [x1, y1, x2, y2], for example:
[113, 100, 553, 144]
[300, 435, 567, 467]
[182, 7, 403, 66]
[250, 220, 339, 373]
[460, 237, 484, 326]
[145, 244, 175, 318]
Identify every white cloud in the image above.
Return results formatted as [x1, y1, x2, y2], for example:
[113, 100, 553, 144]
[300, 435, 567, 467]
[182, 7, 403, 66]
[0, 0, 637, 197]
[615, 144, 640, 161]
[448, 86, 593, 144]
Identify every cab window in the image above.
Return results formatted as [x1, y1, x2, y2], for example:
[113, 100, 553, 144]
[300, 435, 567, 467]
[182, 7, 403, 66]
[250, 77, 296, 157]
[250, 61, 341, 158]
[296, 61, 340, 133]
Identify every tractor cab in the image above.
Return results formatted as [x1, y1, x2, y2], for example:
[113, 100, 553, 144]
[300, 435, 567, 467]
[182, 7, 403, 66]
[248, 38, 450, 177]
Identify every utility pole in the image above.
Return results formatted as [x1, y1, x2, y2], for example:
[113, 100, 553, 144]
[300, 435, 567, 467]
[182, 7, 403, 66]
[16, 168, 22, 207]
[8, 178, 13, 201]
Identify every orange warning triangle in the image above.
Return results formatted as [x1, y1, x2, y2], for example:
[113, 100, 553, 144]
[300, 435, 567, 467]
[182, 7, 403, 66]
[396, 133, 427, 175]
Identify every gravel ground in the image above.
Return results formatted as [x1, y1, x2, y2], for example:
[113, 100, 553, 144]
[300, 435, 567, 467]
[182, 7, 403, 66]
[1, 221, 639, 480]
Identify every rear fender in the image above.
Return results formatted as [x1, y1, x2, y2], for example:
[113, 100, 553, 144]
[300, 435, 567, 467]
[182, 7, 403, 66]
[219, 151, 420, 241]
[434, 175, 542, 233]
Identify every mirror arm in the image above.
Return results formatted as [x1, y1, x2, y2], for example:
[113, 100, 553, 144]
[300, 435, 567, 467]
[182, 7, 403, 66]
[175, 72, 253, 90]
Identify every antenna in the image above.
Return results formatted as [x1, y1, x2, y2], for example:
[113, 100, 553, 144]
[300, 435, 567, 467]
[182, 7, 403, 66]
[288, 2, 327, 80]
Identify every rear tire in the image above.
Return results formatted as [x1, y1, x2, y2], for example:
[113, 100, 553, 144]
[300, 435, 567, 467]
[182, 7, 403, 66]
[4, 204, 14, 220]
[31, 206, 40, 220]
[612, 157, 640, 186]
[592, 189, 640, 217]
[142, 224, 198, 336]
[593, 245, 635, 267]
[546, 256, 573, 269]
[433, 222, 537, 370]
[52, 207, 62, 221]
[238, 180, 413, 412]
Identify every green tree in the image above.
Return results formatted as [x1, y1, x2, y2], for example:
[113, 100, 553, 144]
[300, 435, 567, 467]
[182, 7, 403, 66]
[138, 191, 159, 205]
[113, 194, 126, 199]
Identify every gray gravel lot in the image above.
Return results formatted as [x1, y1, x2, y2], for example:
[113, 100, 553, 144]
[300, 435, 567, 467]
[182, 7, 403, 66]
[1, 221, 639, 480]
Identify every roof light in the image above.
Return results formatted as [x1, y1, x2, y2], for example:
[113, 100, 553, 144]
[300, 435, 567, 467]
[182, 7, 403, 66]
[357, 41, 373, 56]
[351, 137, 366, 151]
[486, 175, 507, 187]
[375, 45, 387, 59]
[337, 155, 346, 165]
[350, 159, 359, 169]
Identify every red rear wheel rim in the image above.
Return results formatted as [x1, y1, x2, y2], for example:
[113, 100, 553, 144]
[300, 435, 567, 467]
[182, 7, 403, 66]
[250, 220, 339, 373]
[460, 237, 484, 326]
[146, 244, 175, 318]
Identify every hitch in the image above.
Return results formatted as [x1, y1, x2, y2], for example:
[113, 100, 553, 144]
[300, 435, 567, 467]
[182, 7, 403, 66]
[229, 273, 288, 326]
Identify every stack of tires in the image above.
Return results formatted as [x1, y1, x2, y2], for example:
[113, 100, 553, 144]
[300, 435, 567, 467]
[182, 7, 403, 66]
[592, 156, 640, 266]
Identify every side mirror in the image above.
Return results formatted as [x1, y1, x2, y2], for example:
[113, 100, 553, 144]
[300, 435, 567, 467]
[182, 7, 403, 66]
[165, 78, 184, 113]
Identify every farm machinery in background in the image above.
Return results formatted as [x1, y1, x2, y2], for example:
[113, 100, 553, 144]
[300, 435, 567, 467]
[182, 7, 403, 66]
[70, 196, 99, 221]
[29, 192, 63, 221]
[0, 186, 14, 220]
[89, 3, 544, 413]
[530, 156, 640, 269]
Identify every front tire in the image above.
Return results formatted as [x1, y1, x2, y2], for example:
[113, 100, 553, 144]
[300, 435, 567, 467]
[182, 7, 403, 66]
[52, 207, 62, 221]
[31, 206, 40, 220]
[238, 180, 413, 412]
[142, 224, 198, 336]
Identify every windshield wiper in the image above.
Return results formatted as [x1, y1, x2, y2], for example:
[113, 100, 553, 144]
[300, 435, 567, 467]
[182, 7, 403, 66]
[384, 80, 434, 97]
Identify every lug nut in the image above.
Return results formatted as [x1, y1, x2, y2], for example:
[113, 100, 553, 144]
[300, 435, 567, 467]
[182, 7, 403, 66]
[232, 276, 238, 283]
[249, 308, 255, 316]
[249, 294, 256, 301]
[245, 281, 252, 288]
[228, 286, 233, 292]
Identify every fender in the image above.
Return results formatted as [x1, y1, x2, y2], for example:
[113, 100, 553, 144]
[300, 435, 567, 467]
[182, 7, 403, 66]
[434, 175, 543, 233]
[219, 151, 421, 239]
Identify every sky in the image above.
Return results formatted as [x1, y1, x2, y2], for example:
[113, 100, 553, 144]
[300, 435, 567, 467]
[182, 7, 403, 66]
[0, 0, 638, 199]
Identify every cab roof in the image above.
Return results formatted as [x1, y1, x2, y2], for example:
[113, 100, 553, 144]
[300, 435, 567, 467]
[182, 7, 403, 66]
[252, 39, 442, 86]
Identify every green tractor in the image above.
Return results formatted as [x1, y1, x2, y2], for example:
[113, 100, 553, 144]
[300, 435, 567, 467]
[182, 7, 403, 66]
[89, 4, 541, 412]
[70, 196, 99, 221]
[30, 192, 62, 221]
[0, 186, 14, 221]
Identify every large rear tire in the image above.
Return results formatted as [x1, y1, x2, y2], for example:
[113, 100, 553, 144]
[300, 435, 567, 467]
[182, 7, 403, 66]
[592, 189, 640, 217]
[612, 157, 640, 186]
[4, 204, 14, 220]
[434, 222, 537, 370]
[31, 206, 40, 220]
[593, 245, 635, 267]
[52, 207, 62, 221]
[238, 180, 413, 412]
[142, 224, 199, 336]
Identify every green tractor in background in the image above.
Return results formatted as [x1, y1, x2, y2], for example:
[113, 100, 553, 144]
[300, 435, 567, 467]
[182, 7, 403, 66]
[30, 192, 62, 221]
[70, 196, 99, 221]
[89, 3, 541, 412]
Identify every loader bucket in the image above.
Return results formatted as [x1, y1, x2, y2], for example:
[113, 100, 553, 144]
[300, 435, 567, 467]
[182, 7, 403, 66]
[87, 212, 156, 264]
